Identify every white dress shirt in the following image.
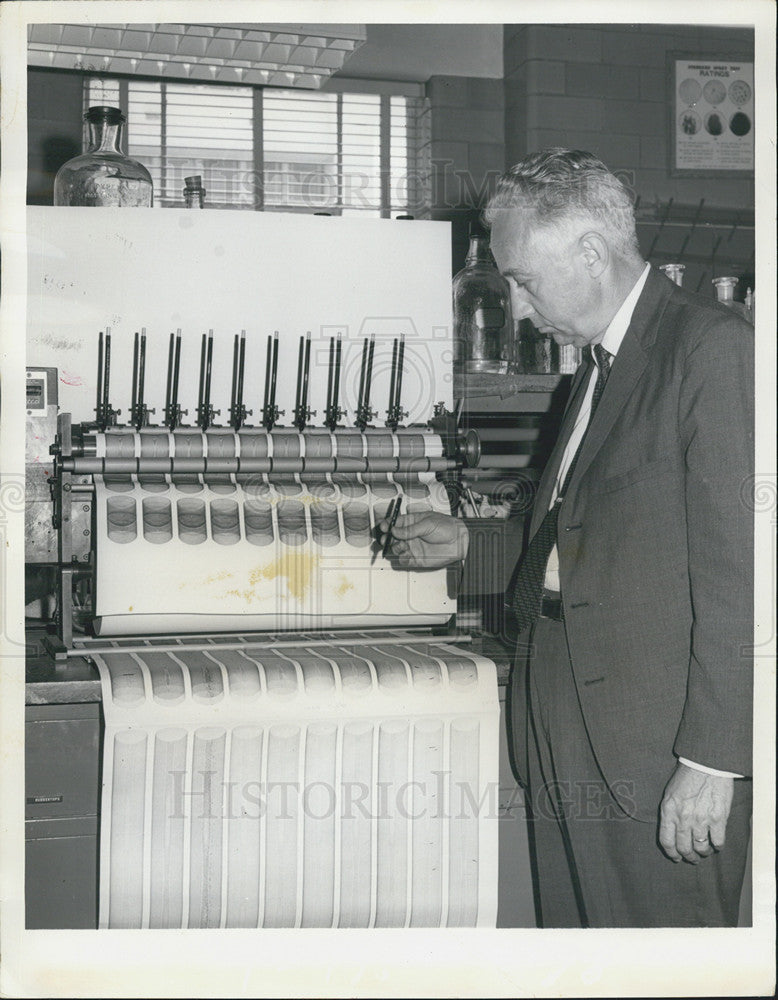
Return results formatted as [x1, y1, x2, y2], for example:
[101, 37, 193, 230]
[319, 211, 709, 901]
[540, 263, 740, 779]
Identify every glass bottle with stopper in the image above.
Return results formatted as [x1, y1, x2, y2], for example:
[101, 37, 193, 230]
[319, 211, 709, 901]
[712, 276, 753, 323]
[453, 230, 514, 374]
[53, 106, 153, 207]
[184, 176, 205, 208]
[660, 263, 686, 286]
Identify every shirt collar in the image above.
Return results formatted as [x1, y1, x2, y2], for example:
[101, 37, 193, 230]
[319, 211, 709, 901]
[599, 262, 651, 358]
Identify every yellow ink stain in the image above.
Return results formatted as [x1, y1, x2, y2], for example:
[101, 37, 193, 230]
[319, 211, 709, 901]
[179, 569, 234, 590]
[334, 576, 354, 598]
[128, 605, 133, 612]
[226, 587, 257, 603]
[222, 553, 322, 605]
[250, 552, 321, 601]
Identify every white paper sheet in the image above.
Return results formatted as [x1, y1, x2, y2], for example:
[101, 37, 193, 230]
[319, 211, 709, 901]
[93, 466, 456, 635]
[95, 640, 499, 928]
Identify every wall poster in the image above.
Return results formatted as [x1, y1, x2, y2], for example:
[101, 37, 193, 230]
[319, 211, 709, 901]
[671, 56, 754, 175]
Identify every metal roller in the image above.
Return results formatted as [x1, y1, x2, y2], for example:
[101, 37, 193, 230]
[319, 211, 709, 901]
[63, 457, 104, 475]
[364, 433, 395, 457]
[166, 457, 208, 474]
[267, 457, 303, 474]
[138, 433, 172, 459]
[331, 456, 366, 473]
[397, 433, 428, 457]
[103, 431, 136, 459]
[202, 458, 237, 474]
[103, 458, 137, 475]
[173, 432, 205, 460]
[270, 431, 302, 458]
[64, 455, 455, 476]
[236, 431, 270, 459]
[333, 431, 364, 458]
[353, 457, 400, 473]
[64, 426, 453, 476]
[137, 458, 173, 474]
[301, 457, 337, 473]
[302, 432, 334, 458]
[204, 431, 237, 458]
[78, 427, 446, 461]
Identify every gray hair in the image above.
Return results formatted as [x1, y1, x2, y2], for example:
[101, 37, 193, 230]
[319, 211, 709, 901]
[484, 148, 641, 260]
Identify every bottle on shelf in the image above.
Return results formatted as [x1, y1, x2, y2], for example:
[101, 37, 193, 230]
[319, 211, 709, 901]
[558, 344, 582, 374]
[712, 276, 753, 323]
[514, 319, 560, 374]
[745, 287, 754, 324]
[183, 175, 205, 209]
[659, 263, 686, 286]
[453, 230, 514, 374]
[53, 106, 153, 207]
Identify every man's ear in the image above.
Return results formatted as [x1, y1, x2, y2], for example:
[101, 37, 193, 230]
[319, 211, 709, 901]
[579, 232, 609, 278]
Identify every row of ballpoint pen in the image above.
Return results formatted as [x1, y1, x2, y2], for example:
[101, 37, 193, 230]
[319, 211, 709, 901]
[92, 327, 408, 435]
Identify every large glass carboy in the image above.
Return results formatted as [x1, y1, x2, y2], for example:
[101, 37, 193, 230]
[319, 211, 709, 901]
[54, 106, 153, 207]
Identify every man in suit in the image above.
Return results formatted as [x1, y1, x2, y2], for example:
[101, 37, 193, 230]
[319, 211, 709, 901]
[380, 148, 753, 927]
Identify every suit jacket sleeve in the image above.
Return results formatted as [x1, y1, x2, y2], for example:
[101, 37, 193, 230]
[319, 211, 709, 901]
[672, 312, 754, 775]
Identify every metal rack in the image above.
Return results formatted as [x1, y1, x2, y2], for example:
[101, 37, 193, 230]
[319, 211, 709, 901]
[636, 198, 754, 295]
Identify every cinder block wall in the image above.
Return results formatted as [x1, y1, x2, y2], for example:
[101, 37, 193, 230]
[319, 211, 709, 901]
[425, 75, 506, 274]
[504, 24, 754, 208]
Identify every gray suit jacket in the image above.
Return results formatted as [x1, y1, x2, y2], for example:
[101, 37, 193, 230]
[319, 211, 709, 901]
[513, 267, 754, 819]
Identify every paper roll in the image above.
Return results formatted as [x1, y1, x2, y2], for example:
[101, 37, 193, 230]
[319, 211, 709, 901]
[93, 457, 455, 635]
[95, 639, 499, 928]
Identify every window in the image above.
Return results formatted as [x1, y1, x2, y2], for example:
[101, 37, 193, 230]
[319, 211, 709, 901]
[85, 78, 430, 216]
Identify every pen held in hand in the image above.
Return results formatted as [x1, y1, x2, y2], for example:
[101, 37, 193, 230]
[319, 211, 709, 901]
[382, 496, 403, 559]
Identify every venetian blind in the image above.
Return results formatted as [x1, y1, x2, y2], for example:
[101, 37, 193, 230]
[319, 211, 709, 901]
[85, 78, 429, 216]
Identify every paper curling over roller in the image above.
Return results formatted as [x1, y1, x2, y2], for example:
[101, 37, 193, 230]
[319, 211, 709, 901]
[95, 638, 499, 928]
[93, 429, 456, 635]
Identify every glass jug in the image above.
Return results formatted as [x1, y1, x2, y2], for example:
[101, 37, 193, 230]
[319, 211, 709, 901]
[54, 106, 153, 207]
[453, 235, 514, 374]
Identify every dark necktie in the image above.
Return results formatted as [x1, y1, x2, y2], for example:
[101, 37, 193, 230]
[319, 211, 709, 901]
[509, 344, 612, 631]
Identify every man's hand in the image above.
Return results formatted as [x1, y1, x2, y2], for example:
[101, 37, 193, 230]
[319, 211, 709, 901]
[658, 762, 734, 863]
[376, 511, 468, 569]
